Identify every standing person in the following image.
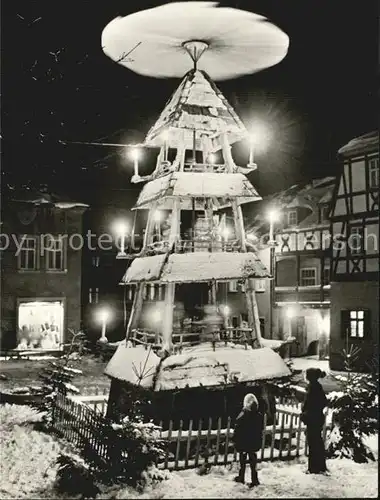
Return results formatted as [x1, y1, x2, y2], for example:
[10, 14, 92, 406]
[233, 393, 264, 487]
[301, 368, 329, 474]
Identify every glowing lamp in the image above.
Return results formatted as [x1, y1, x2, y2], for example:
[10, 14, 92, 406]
[208, 153, 217, 164]
[113, 220, 129, 255]
[129, 147, 141, 176]
[153, 210, 162, 222]
[97, 308, 111, 343]
[151, 309, 162, 323]
[222, 305, 230, 316]
[286, 307, 295, 319]
[268, 208, 280, 243]
[222, 227, 230, 240]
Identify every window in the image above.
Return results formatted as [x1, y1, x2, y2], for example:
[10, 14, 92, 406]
[45, 236, 66, 271]
[287, 210, 298, 226]
[300, 267, 317, 286]
[323, 266, 330, 285]
[228, 280, 238, 292]
[88, 288, 99, 304]
[320, 205, 330, 222]
[348, 226, 364, 256]
[92, 256, 100, 267]
[369, 158, 379, 188]
[349, 310, 365, 338]
[18, 236, 38, 271]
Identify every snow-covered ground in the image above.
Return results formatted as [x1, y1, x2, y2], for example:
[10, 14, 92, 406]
[0, 403, 378, 499]
[102, 454, 379, 499]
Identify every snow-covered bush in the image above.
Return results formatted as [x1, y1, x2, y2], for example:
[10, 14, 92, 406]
[0, 403, 44, 429]
[326, 370, 378, 463]
[54, 411, 167, 495]
[104, 416, 166, 489]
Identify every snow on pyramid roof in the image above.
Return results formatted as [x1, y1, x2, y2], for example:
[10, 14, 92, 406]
[105, 343, 291, 390]
[122, 251, 269, 284]
[104, 343, 161, 388]
[338, 131, 379, 157]
[144, 70, 248, 151]
[133, 172, 261, 210]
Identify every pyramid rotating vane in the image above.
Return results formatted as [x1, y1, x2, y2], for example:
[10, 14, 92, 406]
[102, 2, 289, 153]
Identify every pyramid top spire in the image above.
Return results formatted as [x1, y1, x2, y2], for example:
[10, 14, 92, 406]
[144, 69, 248, 152]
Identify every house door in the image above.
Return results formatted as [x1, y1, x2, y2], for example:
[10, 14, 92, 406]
[290, 316, 306, 356]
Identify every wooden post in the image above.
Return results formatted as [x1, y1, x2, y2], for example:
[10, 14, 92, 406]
[126, 283, 145, 339]
[192, 129, 196, 163]
[169, 198, 180, 248]
[143, 202, 158, 251]
[192, 198, 196, 252]
[221, 132, 235, 172]
[162, 283, 175, 352]
[206, 198, 213, 251]
[211, 280, 217, 304]
[231, 199, 247, 251]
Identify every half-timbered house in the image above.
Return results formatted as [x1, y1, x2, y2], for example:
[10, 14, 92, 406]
[329, 131, 379, 371]
[245, 177, 336, 358]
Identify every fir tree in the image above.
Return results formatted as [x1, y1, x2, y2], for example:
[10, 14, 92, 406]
[326, 345, 379, 463]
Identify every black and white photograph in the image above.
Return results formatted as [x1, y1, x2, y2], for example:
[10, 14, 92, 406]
[0, 1, 378, 498]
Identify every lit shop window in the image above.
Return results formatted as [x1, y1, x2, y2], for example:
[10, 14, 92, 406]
[17, 300, 64, 350]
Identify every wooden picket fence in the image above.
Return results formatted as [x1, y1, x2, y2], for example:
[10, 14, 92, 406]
[54, 393, 332, 471]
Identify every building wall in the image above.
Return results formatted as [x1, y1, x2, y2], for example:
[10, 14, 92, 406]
[0, 207, 86, 350]
[330, 280, 379, 371]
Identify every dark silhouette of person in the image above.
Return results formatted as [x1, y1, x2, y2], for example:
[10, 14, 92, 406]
[233, 393, 264, 487]
[301, 367, 329, 474]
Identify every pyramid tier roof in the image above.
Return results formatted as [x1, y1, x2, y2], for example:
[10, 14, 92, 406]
[121, 251, 269, 284]
[133, 172, 261, 210]
[144, 70, 248, 150]
[105, 343, 291, 390]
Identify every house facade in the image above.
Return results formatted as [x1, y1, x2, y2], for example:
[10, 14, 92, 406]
[239, 177, 336, 358]
[329, 132, 379, 371]
[0, 189, 88, 352]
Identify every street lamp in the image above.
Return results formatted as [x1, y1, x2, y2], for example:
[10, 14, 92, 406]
[113, 220, 129, 257]
[98, 308, 110, 343]
[129, 147, 141, 177]
[268, 208, 280, 244]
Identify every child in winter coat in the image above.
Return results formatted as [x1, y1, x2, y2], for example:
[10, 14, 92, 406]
[233, 393, 264, 487]
[301, 367, 329, 474]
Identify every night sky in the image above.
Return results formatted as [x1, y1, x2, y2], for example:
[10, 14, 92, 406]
[2, 0, 378, 224]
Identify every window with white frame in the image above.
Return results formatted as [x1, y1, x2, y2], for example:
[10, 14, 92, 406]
[18, 236, 38, 271]
[45, 236, 66, 271]
[348, 310, 365, 338]
[300, 267, 317, 286]
[228, 280, 238, 292]
[369, 158, 379, 189]
[287, 210, 298, 226]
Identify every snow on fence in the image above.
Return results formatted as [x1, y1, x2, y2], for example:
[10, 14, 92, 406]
[55, 393, 332, 471]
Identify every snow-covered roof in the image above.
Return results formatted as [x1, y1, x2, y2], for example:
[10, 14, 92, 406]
[105, 342, 291, 390]
[134, 172, 261, 210]
[338, 131, 379, 157]
[246, 176, 336, 235]
[122, 251, 269, 284]
[8, 189, 88, 209]
[144, 70, 248, 151]
[104, 343, 160, 388]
